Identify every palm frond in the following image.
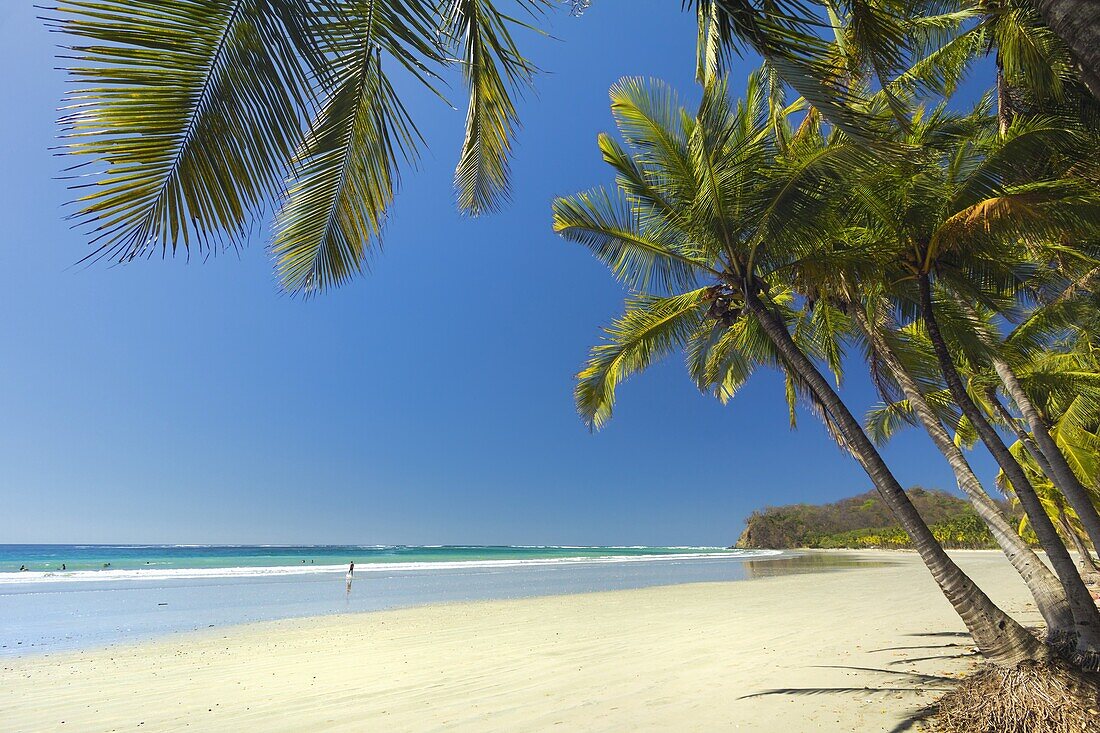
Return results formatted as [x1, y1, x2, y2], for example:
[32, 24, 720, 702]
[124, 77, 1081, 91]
[49, 0, 317, 260]
[866, 398, 920, 444]
[608, 77, 697, 190]
[445, 0, 552, 215]
[690, 0, 896, 138]
[271, 0, 433, 294]
[947, 116, 1092, 213]
[576, 290, 709, 429]
[552, 187, 716, 292]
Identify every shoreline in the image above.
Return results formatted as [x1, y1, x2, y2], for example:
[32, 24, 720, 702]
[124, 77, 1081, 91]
[0, 550, 1040, 732]
[0, 551, 825, 659]
[0, 549, 776, 585]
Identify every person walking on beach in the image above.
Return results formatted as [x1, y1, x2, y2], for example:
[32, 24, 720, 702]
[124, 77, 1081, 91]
[345, 561, 355, 593]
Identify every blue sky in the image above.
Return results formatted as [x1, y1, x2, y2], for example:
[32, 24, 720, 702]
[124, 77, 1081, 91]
[0, 2, 999, 545]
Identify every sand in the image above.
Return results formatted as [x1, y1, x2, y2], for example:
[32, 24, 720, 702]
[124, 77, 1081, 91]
[0, 551, 1044, 732]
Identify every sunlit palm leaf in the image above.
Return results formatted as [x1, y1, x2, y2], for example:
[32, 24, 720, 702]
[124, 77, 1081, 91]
[446, 0, 551, 215]
[576, 290, 709, 429]
[49, 0, 316, 260]
[690, 0, 909, 138]
[552, 187, 715, 293]
[608, 77, 699, 189]
[271, 0, 431, 294]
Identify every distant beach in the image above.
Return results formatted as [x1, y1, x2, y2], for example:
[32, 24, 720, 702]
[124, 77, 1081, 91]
[0, 551, 1035, 732]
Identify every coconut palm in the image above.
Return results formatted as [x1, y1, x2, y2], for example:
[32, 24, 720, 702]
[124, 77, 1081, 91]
[829, 99, 1100, 648]
[979, 307, 1100, 552]
[990, 329, 1100, 567]
[842, 302, 1076, 632]
[1004, 434, 1100, 573]
[769, 0, 1100, 574]
[906, 278, 1100, 556]
[553, 71, 1047, 665]
[864, 317, 1100, 580]
[1001, 419, 1100, 569]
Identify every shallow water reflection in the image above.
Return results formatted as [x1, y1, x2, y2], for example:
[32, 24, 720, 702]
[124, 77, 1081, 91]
[743, 551, 899, 578]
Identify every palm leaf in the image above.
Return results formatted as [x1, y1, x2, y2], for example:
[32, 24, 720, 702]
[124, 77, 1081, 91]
[271, 0, 429, 294]
[576, 290, 709, 429]
[445, 0, 551, 215]
[49, 0, 317, 260]
[691, 0, 897, 138]
[552, 187, 716, 292]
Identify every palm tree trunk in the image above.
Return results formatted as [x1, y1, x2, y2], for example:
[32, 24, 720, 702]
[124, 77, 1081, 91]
[988, 387, 1100, 579]
[1031, 0, 1100, 102]
[851, 307, 1074, 632]
[988, 355, 1100, 552]
[1060, 503, 1100, 574]
[743, 283, 1046, 666]
[986, 388, 1052, 474]
[996, 65, 1012, 134]
[1079, 534, 1100, 575]
[956, 296, 1100, 547]
[918, 273, 1100, 650]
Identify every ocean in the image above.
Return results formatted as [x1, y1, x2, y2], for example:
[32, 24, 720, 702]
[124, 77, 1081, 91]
[0, 544, 812, 658]
[0, 543, 752, 580]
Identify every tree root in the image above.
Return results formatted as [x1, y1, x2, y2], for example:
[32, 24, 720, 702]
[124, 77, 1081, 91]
[930, 659, 1100, 733]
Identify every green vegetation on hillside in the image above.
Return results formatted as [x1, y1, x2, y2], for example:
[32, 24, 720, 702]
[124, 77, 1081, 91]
[736, 489, 1017, 550]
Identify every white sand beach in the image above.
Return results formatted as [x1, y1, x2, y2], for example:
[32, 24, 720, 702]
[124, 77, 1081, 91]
[0, 551, 1043, 732]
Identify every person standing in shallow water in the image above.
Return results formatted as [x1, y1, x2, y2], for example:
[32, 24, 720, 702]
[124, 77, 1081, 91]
[345, 561, 354, 593]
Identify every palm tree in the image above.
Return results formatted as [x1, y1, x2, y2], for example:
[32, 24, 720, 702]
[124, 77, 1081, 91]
[553, 72, 1046, 666]
[760, 0, 1100, 581]
[1003, 434, 1100, 577]
[830, 100, 1100, 648]
[846, 303, 1075, 633]
[865, 313, 1100, 583]
[949, 298, 1100, 552]
[990, 330, 1100, 570]
[731, 9, 1098, 631]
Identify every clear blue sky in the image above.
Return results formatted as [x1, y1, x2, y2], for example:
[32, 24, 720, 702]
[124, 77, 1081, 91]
[0, 2, 999, 545]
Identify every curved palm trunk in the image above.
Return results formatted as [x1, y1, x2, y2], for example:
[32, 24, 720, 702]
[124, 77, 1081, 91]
[918, 274, 1100, 651]
[991, 387, 1100, 578]
[744, 284, 1046, 667]
[990, 357, 1100, 552]
[852, 308, 1074, 633]
[1031, 0, 1100, 102]
[987, 388, 1053, 474]
[1059, 503, 1100, 575]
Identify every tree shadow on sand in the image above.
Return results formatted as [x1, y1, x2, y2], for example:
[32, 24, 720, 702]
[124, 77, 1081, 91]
[737, 635, 980, 732]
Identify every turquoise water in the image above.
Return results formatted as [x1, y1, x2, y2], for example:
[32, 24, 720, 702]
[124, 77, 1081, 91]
[0, 544, 743, 581]
[0, 545, 793, 657]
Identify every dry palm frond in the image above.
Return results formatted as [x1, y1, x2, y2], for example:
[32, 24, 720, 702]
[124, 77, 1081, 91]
[931, 659, 1100, 733]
